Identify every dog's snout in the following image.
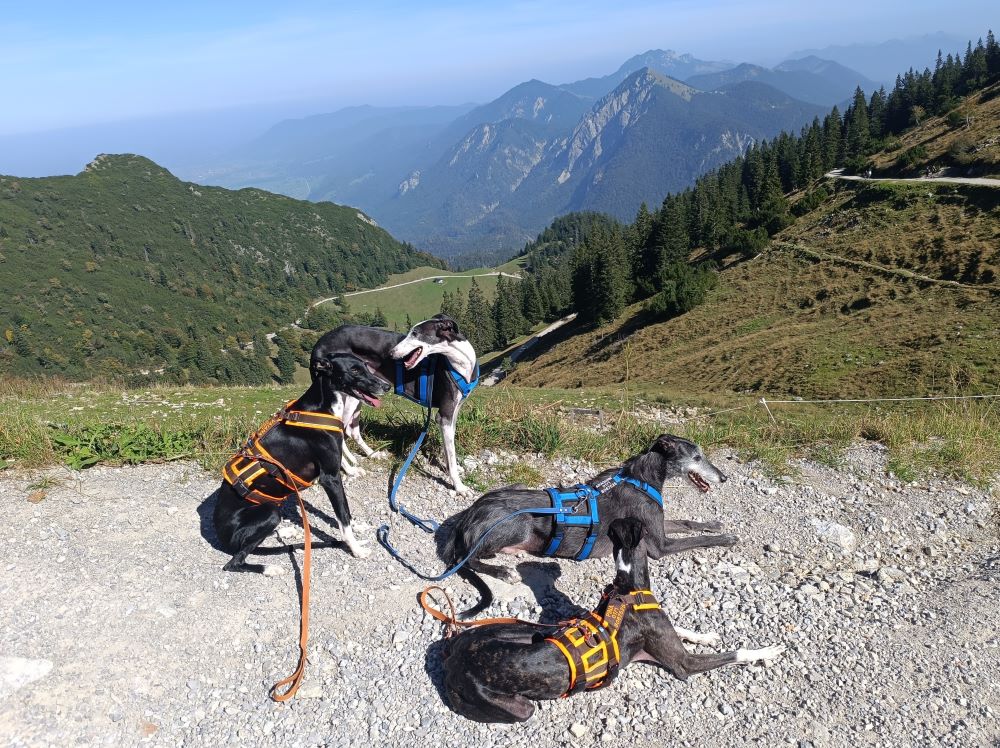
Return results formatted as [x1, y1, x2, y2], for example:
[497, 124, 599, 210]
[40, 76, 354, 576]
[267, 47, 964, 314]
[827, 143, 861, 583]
[719, 472, 728, 483]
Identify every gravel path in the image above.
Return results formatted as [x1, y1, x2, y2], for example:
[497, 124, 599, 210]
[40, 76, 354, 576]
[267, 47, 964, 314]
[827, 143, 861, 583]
[1, 443, 997, 747]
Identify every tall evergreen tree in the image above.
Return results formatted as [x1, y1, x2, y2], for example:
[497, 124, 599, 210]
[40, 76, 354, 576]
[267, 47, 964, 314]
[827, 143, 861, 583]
[464, 278, 497, 353]
[493, 275, 528, 347]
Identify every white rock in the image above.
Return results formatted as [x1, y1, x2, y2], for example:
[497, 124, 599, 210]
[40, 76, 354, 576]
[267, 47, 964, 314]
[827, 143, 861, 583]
[277, 525, 301, 543]
[811, 519, 857, 553]
[569, 722, 588, 738]
[297, 685, 323, 699]
[0, 657, 53, 700]
[262, 565, 285, 577]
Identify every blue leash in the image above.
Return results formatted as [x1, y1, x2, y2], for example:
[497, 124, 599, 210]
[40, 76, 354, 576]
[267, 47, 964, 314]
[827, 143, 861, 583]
[376, 506, 573, 581]
[386, 366, 439, 533]
[384, 357, 480, 534]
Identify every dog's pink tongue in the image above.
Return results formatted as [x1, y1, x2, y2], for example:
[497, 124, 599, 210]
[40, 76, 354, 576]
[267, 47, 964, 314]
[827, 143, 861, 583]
[405, 348, 422, 368]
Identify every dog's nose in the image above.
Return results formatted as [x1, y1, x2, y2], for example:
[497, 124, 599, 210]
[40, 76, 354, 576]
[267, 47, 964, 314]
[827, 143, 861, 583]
[719, 472, 728, 483]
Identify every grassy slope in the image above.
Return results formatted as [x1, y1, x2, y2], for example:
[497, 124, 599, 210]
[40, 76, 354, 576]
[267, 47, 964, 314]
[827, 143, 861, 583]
[871, 84, 1000, 177]
[507, 87, 1000, 402]
[4, 377, 996, 485]
[508, 180, 999, 398]
[0, 154, 440, 378]
[336, 257, 525, 329]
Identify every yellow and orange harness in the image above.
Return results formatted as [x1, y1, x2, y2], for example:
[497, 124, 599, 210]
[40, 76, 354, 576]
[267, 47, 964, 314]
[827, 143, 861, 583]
[545, 586, 661, 696]
[220, 401, 343, 703]
[222, 402, 344, 505]
[419, 583, 662, 698]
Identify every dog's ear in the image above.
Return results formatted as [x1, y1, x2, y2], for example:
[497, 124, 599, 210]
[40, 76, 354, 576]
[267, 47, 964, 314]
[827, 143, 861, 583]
[435, 315, 460, 341]
[652, 434, 679, 456]
[609, 518, 645, 550]
[310, 355, 333, 378]
[310, 353, 348, 381]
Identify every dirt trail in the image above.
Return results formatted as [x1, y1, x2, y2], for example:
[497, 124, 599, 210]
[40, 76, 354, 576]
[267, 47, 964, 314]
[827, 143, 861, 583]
[309, 271, 523, 310]
[825, 168, 1000, 187]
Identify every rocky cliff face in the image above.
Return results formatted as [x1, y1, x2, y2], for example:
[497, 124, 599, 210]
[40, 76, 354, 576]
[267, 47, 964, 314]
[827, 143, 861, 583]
[381, 69, 825, 254]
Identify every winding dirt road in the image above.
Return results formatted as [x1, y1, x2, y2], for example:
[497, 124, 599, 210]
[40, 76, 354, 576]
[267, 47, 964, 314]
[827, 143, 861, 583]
[825, 168, 1000, 188]
[309, 271, 523, 310]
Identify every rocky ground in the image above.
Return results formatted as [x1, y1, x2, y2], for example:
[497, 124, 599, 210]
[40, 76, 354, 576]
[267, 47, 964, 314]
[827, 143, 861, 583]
[1, 442, 998, 748]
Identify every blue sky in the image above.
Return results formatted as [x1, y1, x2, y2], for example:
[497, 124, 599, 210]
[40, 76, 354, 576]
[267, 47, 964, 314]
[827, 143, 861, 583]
[1, 0, 994, 135]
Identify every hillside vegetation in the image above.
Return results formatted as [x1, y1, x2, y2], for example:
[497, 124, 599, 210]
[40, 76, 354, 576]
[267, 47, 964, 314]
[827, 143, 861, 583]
[0, 155, 440, 383]
[508, 75, 1000, 398]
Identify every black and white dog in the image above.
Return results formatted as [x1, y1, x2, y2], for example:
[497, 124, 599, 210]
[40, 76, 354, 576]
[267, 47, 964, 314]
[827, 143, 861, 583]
[212, 352, 390, 571]
[311, 314, 478, 492]
[438, 434, 736, 617]
[442, 518, 784, 723]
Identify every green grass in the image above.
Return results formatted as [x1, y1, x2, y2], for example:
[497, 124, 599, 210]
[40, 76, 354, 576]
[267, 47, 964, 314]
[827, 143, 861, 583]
[2, 379, 996, 487]
[340, 257, 527, 330]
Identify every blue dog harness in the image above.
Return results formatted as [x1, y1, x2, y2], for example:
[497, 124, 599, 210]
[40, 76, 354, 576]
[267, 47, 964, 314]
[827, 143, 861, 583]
[395, 355, 479, 406]
[542, 475, 663, 560]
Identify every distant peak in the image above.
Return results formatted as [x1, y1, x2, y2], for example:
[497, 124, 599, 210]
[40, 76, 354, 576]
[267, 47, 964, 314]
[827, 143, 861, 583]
[82, 153, 173, 177]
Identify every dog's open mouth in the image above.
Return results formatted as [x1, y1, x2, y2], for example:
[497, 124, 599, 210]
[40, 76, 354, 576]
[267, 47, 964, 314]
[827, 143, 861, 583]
[354, 389, 382, 408]
[688, 471, 711, 492]
[403, 347, 423, 369]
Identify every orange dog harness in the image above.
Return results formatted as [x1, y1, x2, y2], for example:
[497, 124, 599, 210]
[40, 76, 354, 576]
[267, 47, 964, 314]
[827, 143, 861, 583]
[546, 587, 661, 696]
[222, 402, 344, 505]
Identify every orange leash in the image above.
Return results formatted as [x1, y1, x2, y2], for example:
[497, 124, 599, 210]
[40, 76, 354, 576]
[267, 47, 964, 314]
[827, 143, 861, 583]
[419, 585, 560, 638]
[269, 485, 311, 702]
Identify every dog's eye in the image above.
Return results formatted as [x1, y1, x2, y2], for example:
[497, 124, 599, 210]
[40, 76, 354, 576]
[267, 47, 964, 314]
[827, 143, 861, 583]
[695, 455, 702, 461]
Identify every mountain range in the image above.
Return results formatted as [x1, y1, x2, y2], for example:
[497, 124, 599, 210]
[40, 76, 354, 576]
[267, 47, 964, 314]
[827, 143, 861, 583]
[184, 49, 863, 260]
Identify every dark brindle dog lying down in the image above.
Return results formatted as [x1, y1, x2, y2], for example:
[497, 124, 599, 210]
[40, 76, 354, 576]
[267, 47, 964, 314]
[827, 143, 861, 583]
[438, 434, 737, 617]
[443, 518, 785, 723]
[213, 352, 390, 571]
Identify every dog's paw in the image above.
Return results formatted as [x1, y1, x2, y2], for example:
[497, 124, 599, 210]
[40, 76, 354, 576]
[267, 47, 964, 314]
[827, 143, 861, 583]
[262, 565, 286, 577]
[452, 481, 474, 494]
[703, 520, 725, 532]
[493, 567, 517, 583]
[348, 543, 372, 559]
[369, 450, 390, 460]
[718, 534, 740, 547]
[737, 644, 786, 664]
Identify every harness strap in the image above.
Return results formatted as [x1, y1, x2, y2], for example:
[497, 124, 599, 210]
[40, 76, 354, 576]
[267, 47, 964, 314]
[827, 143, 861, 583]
[395, 358, 434, 407]
[281, 408, 345, 433]
[542, 473, 665, 560]
[222, 403, 343, 505]
[546, 587, 662, 697]
[446, 360, 479, 399]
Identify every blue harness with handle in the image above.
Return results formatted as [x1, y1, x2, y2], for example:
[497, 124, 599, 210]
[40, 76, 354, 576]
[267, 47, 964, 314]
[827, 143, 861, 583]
[386, 354, 480, 533]
[377, 470, 664, 579]
[542, 474, 663, 560]
[395, 357, 480, 408]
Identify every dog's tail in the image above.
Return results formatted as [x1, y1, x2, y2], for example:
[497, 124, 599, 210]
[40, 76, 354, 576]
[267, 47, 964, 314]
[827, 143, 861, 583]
[457, 567, 494, 619]
[439, 517, 494, 619]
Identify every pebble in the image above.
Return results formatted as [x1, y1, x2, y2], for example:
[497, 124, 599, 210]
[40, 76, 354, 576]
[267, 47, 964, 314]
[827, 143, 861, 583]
[569, 722, 588, 738]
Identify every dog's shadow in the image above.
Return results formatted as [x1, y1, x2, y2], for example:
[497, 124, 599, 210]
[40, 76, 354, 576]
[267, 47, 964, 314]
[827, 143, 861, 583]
[516, 561, 589, 623]
[196, 489, 350, 563]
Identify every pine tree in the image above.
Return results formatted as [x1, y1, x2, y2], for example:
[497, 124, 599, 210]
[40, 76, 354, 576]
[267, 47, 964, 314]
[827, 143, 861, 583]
[273, 335, 297, 384]
[371, 307, 388, 327]
[464, 278, 497, 353]
[492, 276, 528, 347]
[844, 88, 870, 163]
[521, 278, 544, 325]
